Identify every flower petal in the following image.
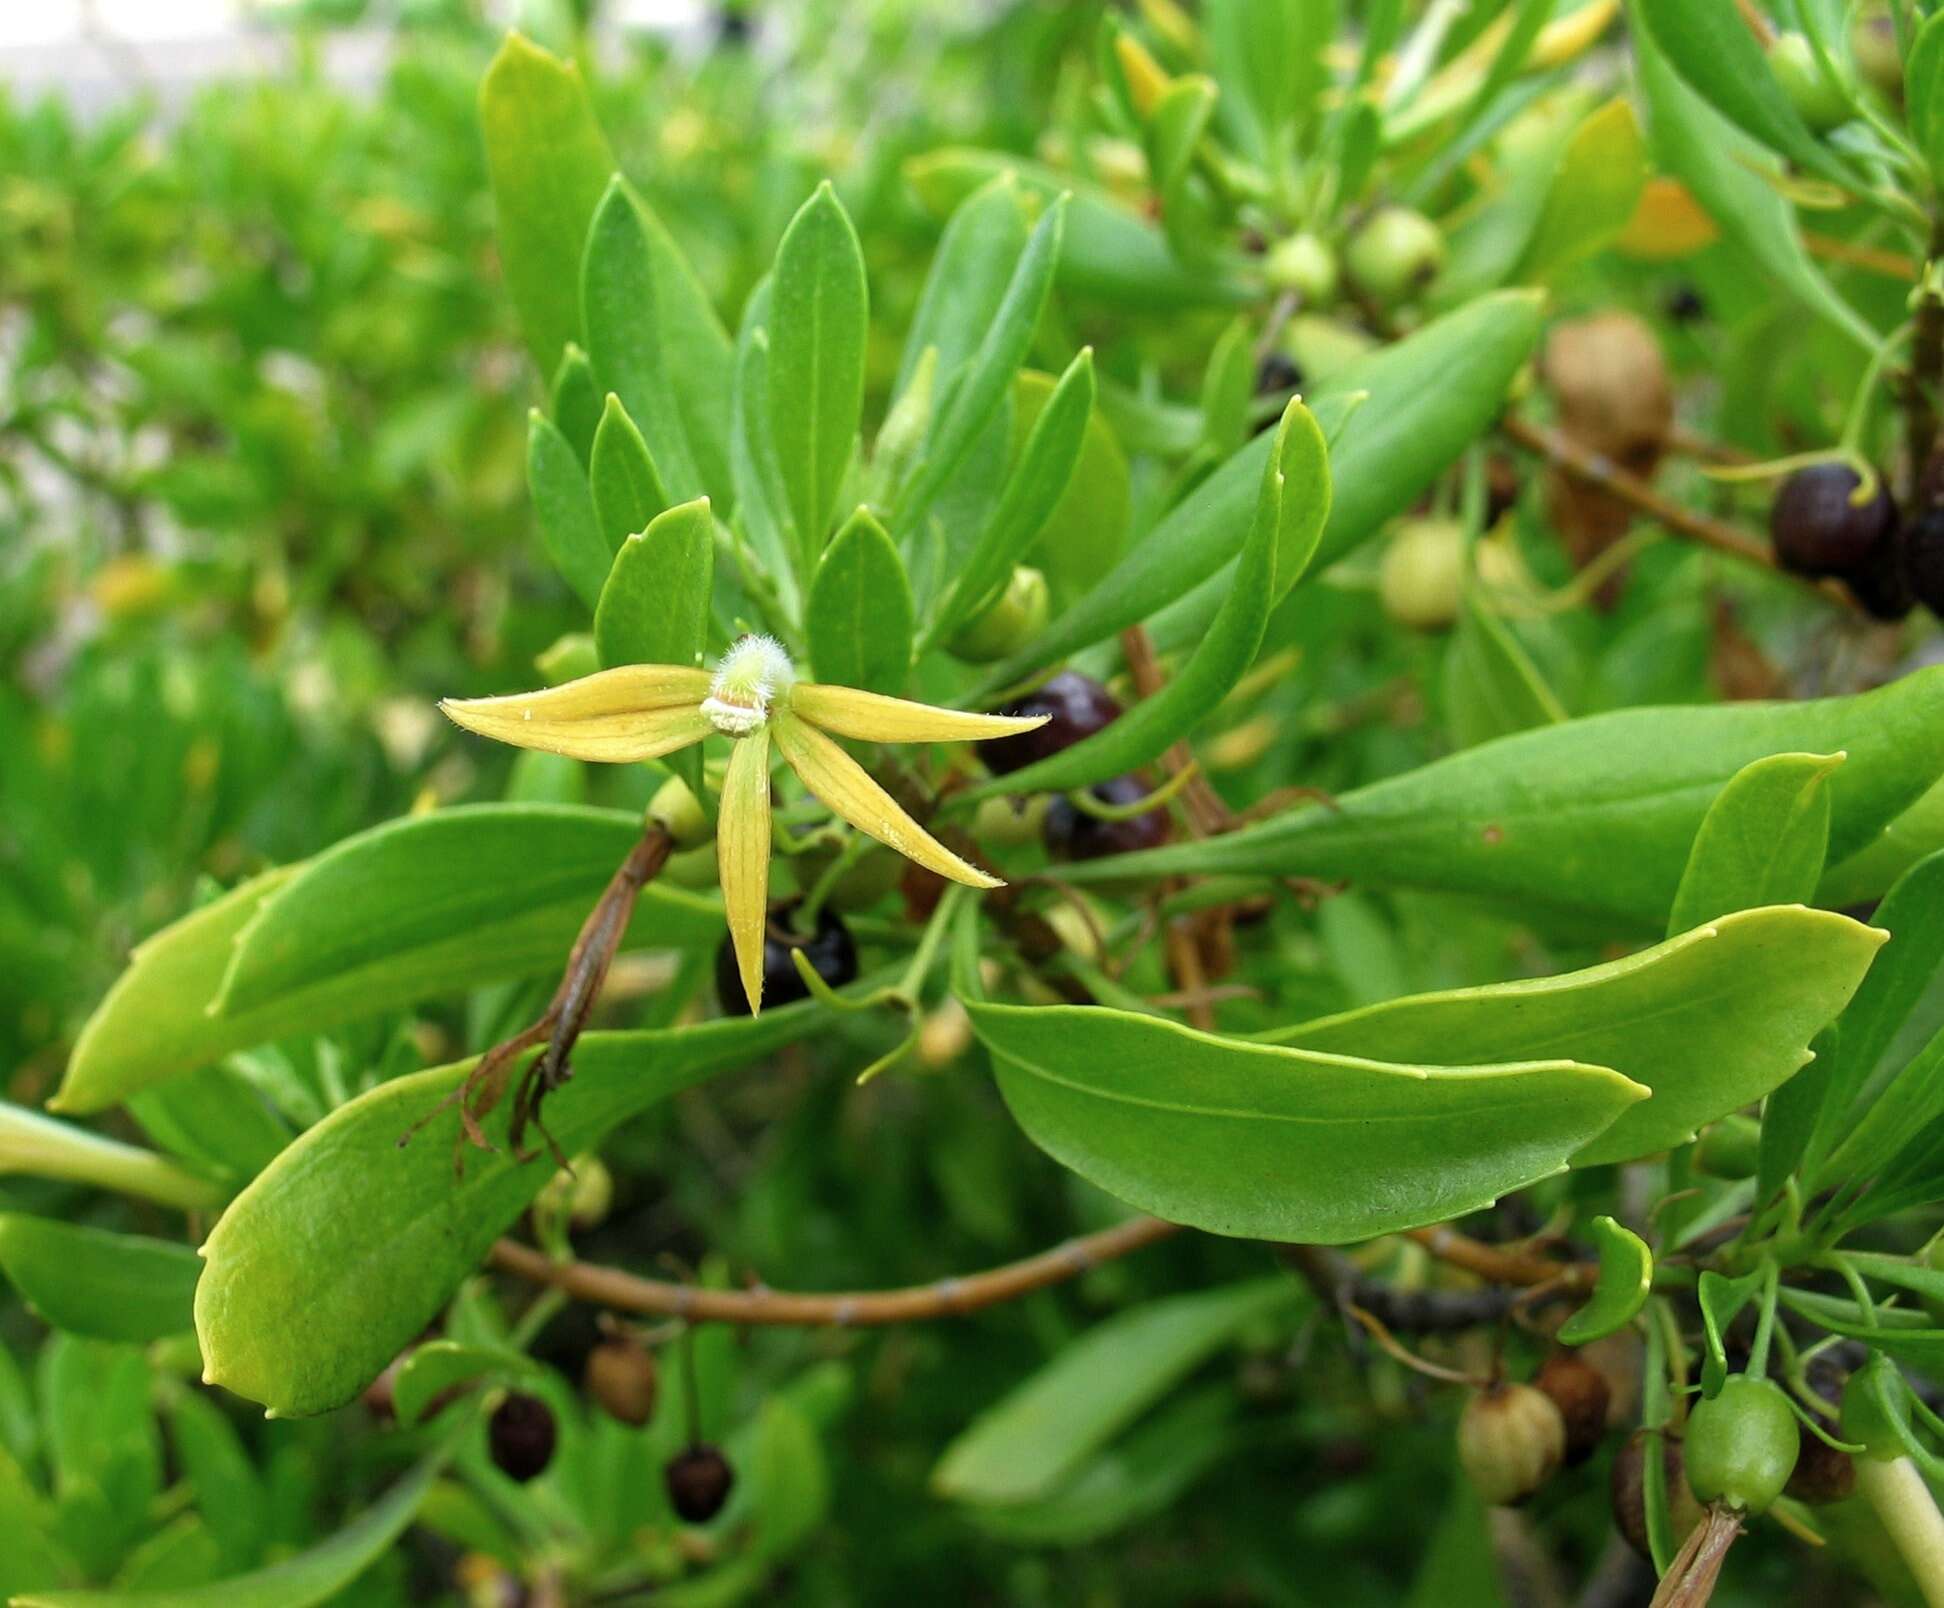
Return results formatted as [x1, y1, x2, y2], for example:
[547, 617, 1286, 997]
[773, 713, 1003, 889]
[789, 683, 1049, 746]
[441, 665, 713, 762]
[719, 728, 774, 1014]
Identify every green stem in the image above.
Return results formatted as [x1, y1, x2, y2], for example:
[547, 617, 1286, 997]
[1857, 1455, 1944, 1608]
[1748, 1260, 1780, 1380]
[0, 1105, 223, 1212]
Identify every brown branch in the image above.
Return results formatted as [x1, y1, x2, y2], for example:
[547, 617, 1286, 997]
[1502, 414, 1863, 614]
[1119, 625, 1233, 837]
[488, 1214, 1184, 1327]
[1406, 1224, 1588, 1291]
[1905, 214, 1944, 501]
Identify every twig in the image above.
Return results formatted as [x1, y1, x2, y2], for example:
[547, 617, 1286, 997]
[488, 1214, 1184, 1326]
[1503, 414, 1863, 614]
[1407, 1223, 1587, 1291]
[1905, 215, 1944, 500]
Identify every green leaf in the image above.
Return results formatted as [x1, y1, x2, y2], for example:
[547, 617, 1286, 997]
[767, 182, 868, 555]
[966, 1002, 1644, 1243]
[1800, 851, 1944, 1183]
[588, 395, 668, 551]
[478, 34, 614, 372]
[965, 1386, 1238, 1548]
[594, 496, 715, 672]
[1815, 1024, 1944, 1197]
[391, 1341, 542, 1428]
[1144, 75, 1219, 214]
[55, 809, 719, 1114]
[1697, 1268, 1766, 1397]
[0, 1217, 199, 1342]
[1819, 773, 1944, 908]
[0, 1104, 222, 1212]
[747, 1397, 830, 1561]
[933, 1277, 1299, 1505]
[1909, 14, 1944, 184]
[549, 344, 603, 466]
[806, 508, 913, 695]
[1632, 11, 1875, 353]
[1404, 1476, 1506, 1608]
[1263, 906, 1883, 1166]
[1016, 367, 1129, 606]
[1632, 0, 1853, 188]
[1557, 1216, 1653, 1345]
[195, 1011, 825, 1416]
[1444, 590, 1566, 750]
[961, 399, 1329, 799]
[581, 179, 733, 506]
[905, 150, 1246, 311]
[128, 1068, 291, 1185]
[1667, 752, 1841, 937]
[527, 412, 610, 613]
[13, 1440, 452, 1608]
[895, 198, 1067, 534]
[897, 174, 1031, 399]
[976, 290, 1543, 690]
[164, 1390, 267, 1571]
[1062, 668, 1944, 933]
[729, 279, 797, 577]
[927, 350, 1095, 652]
[1517, 97, 1649, 281]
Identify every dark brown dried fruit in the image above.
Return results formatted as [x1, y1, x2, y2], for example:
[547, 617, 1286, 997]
[584, 1336, 659, 1427]
[665, 1443, 736, 1523]
[1536, 1351, 1612, 1467]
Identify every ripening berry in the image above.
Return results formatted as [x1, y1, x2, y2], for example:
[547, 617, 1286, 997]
[1457, 1382, 1567, 1506]
[1769, 463, 1896, 578]
[488, 1392, 557, 1483]
[1612, 1430, 1705, 1560]
[715, 900, 858, 1017]
[1767, 32, 1851, 133]
[1044, 774, 1172, 861]
[1265, 231, 1339, 305]
[584, 1337, 659, 1427]
[1536, 1351, 1612, 1467]
[665, 1443, 736, 1522]
[984, 672, 1124, 776]
[1685, 1376, 1800, 1515]
[1345, 207, 1446, 303]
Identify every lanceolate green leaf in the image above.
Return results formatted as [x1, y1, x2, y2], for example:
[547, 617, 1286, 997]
[1666, 752, 1840, 937]
[895, 198, 1068, 534]
[976, 290, 1543, 690]
[1, 1103, 225, 1211]
[1261, 906, 1881, 1166]
[961, 399, 1328, 799]
[527, 412, 610, 613]
[588, 395, 668, 551]
[549, 343, 603, 466]
[933, 1278, 1300, 1506]
[13, 1440, 453, 1608]
[1631, 0, 1853, 189]
[478, 34, 614, 372]
[55, 808, 719, 1114]
[196, 1012, 825, 1416]
[897, 173, 1031, 398]
[966, 1002, 1645, 1242]
[926, 350, 1094, 652]
[1059, 668, 1944, 932]
[0, 1217, 200, 1342]
[1016, 367, 1130, 604]
[1444, 591, 1566, 750]
[768, 182, 868, 554]
[392, 1341, 542, 1427]
[1910, 13, 1944, 184]
[594, 497, 715, 672]
[1632, 12, 1875, 353]
[806, 508, 913, 695]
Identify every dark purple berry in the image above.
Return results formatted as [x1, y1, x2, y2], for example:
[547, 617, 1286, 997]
[665, 1444, 735, 1522]
[1044, 774, 1172, 861]
[1849, 521, 1917, 621]
[715, 898, 858, 1017]
[1255, 351, 1302, 397]
[1664, 284, 1706, 324]
[488, 1393, 556, 1483]
[982, 672, 1123, 776]
[1770, 463, 1896, 578]
[1906, 505, 1944, 616]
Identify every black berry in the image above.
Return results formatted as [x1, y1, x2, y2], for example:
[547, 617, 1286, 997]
[1906, 504, 1944, 615]
[1044, 774, 1172, 861]
[1849, 522, 1916, 621]
[982, 672, 1123, 776]
[665, 1443, 735, 1522]
[488, 1393, 557, 1483]
[1255, 350, 1302, 397]
[1770, 463, 1896, 578]
[715, 899, 858, 1017]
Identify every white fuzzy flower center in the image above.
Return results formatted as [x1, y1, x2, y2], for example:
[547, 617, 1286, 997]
[703, 634, 794, 736]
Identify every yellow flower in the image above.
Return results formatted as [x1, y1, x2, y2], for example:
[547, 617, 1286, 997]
[442, 635, 1046, 1013]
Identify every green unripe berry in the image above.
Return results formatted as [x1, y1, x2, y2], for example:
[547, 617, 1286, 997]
[1685, 1376, 1800, 1514]
[1345, 207, 1446, 303]
[649, 775, 711, 849]
[1264, 231, 1339, 305]
[1768, 32, 1851, 133]
[950, 565, 1050, 663]
[1380, 518, 1466, 631]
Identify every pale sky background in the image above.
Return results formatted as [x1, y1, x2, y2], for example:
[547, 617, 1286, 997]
[0, 0, 700, 47]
